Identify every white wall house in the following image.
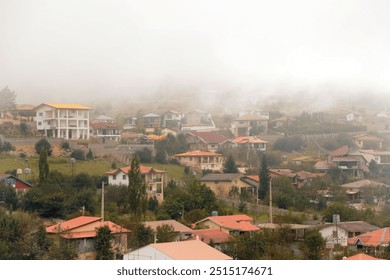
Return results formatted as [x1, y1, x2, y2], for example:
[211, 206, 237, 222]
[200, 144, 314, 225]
[34, 103, 91, 140]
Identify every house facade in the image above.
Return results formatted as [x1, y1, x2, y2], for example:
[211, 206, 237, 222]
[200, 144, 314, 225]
[181, 110, 216, 131]
[90, 122, 121, 142]
[230, 113, 269, 137]
[196, 214, 259, 235]
[174, 150, 223, 171]
[161, 110, 182, 129]
[34, 103, 91, 139]
[199, 173, 254, 197]
[105, 165, 167, 202]
[353, 134, 383, 149]
[185, 131, 230, 152]
[232, 136, 268, 152]
[143, 113, 161, 129]
[46, 216, 129, 260]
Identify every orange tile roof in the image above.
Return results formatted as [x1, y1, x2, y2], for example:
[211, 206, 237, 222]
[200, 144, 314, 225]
[329, 145, 349, 157]
[59, 221, 129, 239]
[46, 216, 102, 233]
[199, 215, 259, 232]
[105, 165, 167, 175]
[149, 239, 232, 260]
[35, 103, 91, 110]
[174, 150, 222, 157]
[344, 253, 383, 260]
[348, 227, 390, 247]
[192, 229, 232, 244]
[232, 136, 268, 144]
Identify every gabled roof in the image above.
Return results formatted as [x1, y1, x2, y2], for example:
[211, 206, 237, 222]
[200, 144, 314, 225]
[105, 165, 167, 175]
[197, 215, 259, 232]
[163, 110, 181, 115]
[329, 145, 349, 157]
[174, 150, 222, 157]
[314, 160, 333, 170]
[144, 220, 193, 233]
[0, 174, 33, 189]
[341, 180, 387, 189]
[199, 173, 242, 182]
[60, 221, 130, 239]
[344, 253, 383, 260]
[320, 221, 379, 234]
[46, 216, 102, 233]
[295, 170, 324, 180]
[353, 134, 383, 142]
[143, 113, 160, 118]
[95, 115, 114, 121]
[137, 239, 232, 260]
[192, 229, 232, 244]
[34, 103, 91, 110]
[348, 227, 390, 247]
[232, 136, 268, 144]
[188, 131, 229, 144]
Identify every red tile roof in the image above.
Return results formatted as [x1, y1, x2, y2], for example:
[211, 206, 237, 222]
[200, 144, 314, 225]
[329, 145, 349, 157]
[60, 221, 130, 239]
[105, 165, 167, 175]
[344, 253, 383, 260]
[174, 150, 222, 157]
[192, 229, 232, 244]
[314, 160, 333, 170]
[189, 131, 229, 144]
[348, 227, 390, 247]
[198, 214, 259, 232]
[46, 216, 102, 233]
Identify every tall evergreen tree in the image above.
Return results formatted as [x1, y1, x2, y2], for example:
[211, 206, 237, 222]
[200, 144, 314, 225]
[38, 148, 49, 184]
[258, 154, 270, 200]
[95, 225, 114, 260]
[223, 154, 238, 173]
[127, 155, 147, 220]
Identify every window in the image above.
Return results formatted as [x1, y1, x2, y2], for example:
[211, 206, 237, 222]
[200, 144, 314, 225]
[113, 175, 117, 180]
[38, 122, 42, 126]
[39, 112, 43, 116]
[190, 157, 193, 161]
[123, 175, 126, 180]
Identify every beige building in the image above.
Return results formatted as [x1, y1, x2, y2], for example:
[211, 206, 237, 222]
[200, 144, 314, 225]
[199, 173, 254, 197]
[174, 150, 223, 171]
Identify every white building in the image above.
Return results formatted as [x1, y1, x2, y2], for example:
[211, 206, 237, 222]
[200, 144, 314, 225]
[34, 103, 91, 140]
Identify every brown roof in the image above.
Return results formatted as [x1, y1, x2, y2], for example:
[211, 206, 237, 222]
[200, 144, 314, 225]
[329, 145, 349, 157]
[189, 131, 229, 144]
[331, 157, 358, 162]
[105, 165, 167, 175]
[144, 220, 193, 233]
[192, 229, 232, 244]
[46, 216, 102, 233]
[232, 136, 268, 144]
[353, 134, 383, 142]
[148, 239, 232, 260]
[90, 122, 118, 129]
[341, 180, 386, 189]
[314, 160, 333, 170]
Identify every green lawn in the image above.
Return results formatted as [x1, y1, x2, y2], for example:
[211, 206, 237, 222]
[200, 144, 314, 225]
[0, 154, 185, 181]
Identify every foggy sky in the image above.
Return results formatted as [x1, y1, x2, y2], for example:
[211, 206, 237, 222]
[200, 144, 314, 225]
[1, 0, 390, 107]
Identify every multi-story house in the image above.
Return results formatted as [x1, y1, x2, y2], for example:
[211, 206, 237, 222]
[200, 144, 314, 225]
[143, 113, 161, 129]
[181, 110, 216, 131]
[105, 165, 167, 202]
[174, 150, 223, 171]
[185, 131, 230, 152]
[230, 113, 269, 137]
[231, 136, 268, 152]
[161, 110, 182, 129]
[34, 103, 91, 140]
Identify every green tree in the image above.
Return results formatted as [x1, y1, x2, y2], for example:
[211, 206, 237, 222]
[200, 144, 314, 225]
[86, 148, 94, 160]
[35, 138, 52, 156]
[301, 230, 325, 260]
[38, 148, 49, 184]
[368, 159, 379, 175]
[273, 136, 304, 152]
[95, 225, 114, 260]
[156, 224, 176, 243]
[0, 86, 16, 111]
[130, 223, 154, 249]
[223, 154, 238, 173]
[128, 155, 147, 219]
[322, 202, 360, 222]
[258, 154, 270, 200]
[228, 231, 265, 260]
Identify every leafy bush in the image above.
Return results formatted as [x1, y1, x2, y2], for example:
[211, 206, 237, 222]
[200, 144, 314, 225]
[70, 149, 85, 161]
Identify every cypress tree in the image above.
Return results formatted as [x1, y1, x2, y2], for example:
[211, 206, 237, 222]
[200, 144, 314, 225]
[258, 154, 270, 200]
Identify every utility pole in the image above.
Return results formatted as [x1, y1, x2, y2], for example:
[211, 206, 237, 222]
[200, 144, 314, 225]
[269, 178, 273, 224]
[101, 181, 105, 221]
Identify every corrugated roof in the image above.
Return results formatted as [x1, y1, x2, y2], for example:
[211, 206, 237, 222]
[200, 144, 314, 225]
[148, 239, 232, 260]
[199, 173, 242, 182]
[174, 150, 222, 157]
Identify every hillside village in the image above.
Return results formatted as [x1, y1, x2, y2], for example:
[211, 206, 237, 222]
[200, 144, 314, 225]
[1, 87, 390, 260]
